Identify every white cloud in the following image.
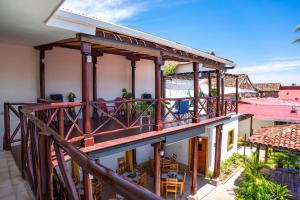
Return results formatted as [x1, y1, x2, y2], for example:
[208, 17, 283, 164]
[234, 57, 300, 74]
[60, 0, 147, 23]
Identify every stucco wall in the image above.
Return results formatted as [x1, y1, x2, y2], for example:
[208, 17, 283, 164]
[238, 118, 275, 137]
[0, 42, 39, 149]
[165, 139, 189, 166]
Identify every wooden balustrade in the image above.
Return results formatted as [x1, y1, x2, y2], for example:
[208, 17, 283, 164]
[223, 98, 238, 115]
[19, 103, 161, 200]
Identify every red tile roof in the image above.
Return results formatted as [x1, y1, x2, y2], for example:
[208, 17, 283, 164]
[279, 86, 300, 102]
[249, 124, 300, 151]
[253, 83, 281, 92]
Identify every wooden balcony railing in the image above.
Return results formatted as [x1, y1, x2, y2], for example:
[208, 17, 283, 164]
[18, 103, 161, 200]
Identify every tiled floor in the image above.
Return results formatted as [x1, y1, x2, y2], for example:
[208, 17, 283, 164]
[0, 151, 33, 200]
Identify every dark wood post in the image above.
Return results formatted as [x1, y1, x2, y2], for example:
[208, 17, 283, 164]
[154, 56, 164, 131]
[193, 62, 200, 123]
[40, 49, 46, 99]
[19, 106, 25, 177]
[190, 137, 198, 195]
[265, 146, 269, 163]
[216, 70, 221, 117]
[3, 103, 10, 150]
[92, 56, 98, 118]
[213, 125, 222, 178]
[81, 42, 93, 147]
[235, 75, 239, 114]
[58, 108, 64, 138]
[131, 60, 136, 99]
[250, 116, 253, 136]
[256, 145, 260, 162]
[153, 142, 161, 195]
[221, 73, 224, 115]
[38, 133, 53, 200]
[83, 170, 92, 200]
[208, 72, 212, 97]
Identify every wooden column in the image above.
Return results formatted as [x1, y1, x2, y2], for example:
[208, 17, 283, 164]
[131, 60, 136, 99]
[265, 146, 269, 163]
[38, 134, 53, 200]
[193, 62, 200, 123]
[208, 72, 212, 97]
[83, 170, 92, 200]
[235, 75, 239, 114]
[256, 145, 260, 162]
[153, 142, 161, 195]
[92, 56, 98, 118]
[250, 116, 253, 136]
[190, 137, 198, 195]
[81, 42, 93, 147]
[39, 49, 46, 99]
[216, 70, 221, 117]
[58, 108, 64, 138]
[221, 73, 225, 115]
[154, 56, 164, 131]
[3, 103, 10, 150]
[213, 125, 222, 178]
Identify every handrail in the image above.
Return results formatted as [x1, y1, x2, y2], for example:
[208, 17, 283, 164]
[21, 106, 161, 200]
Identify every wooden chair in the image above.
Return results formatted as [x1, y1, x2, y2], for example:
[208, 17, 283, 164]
[177, 169, 187, 196]
[165, 178, 178, 199]
[93, 180, 102, 200]
[137, 171, 147, 187]
[171, 154, 177, 163]
[169, 163, 179, 172]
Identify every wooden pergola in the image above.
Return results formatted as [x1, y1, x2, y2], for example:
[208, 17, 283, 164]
[28, 28, 235, 198]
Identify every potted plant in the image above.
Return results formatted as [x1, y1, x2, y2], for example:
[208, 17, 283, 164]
[121, 88, 132, 100]
[68, 92, 76, 102]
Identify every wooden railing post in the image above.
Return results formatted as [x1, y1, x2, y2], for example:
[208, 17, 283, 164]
[58, 108, 64, 138]
[154, 56, 164, 131]
[235, 75, 239, 114]
[213, 125, 222, 178]
[216, 70, 221, 117]
[83, 170, 92, 200]
[190, 137, 198, 195]
[81, 42, 94, 147]
[38, 132, 53, 200]
[153, 142, 161, 196]
[3, 103, 11, 150]
[193, 62, 200, 123]
[221, 73, 224, 115]
[19, 106, 26, 177]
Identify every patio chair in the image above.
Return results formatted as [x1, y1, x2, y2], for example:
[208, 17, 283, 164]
[97, 98, 109, 118]
[137, 171, 147, 187]
[177, 169, 187, 196]
[93, 179, 102, 200]
[174, 100, 191, 120]
[165, 178, 178, 199]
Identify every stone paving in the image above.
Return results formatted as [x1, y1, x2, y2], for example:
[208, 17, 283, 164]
[0, 151, 33, 200]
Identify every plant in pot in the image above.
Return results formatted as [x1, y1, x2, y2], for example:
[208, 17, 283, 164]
[121, 88, 132, 100]
[68, 92, 76, 102]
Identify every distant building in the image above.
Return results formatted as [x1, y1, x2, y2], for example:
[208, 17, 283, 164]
[279, 85, 300, 102]
[253, 83, 281, 98]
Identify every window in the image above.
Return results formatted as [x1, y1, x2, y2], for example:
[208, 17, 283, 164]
[227, 129, 234, 150]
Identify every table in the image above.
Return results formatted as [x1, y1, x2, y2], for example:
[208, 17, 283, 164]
[122, 171, 141, 183]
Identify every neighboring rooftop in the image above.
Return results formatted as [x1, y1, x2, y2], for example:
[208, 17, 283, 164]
[279, 86, 300, 101]
[253, 83, 281, 92]
[249, 124, 300, 151]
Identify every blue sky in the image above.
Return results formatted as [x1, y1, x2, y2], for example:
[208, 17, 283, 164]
[61, 0, 300, 85]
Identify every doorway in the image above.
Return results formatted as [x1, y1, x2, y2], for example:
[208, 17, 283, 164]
[197, 138, 208, 175]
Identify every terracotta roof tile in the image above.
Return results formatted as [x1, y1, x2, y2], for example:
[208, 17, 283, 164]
[249, 124, 300, 151]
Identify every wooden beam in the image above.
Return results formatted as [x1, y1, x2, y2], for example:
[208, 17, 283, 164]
[154, 56, 164, 131]
[190, 137, 198, 195]
[193, 62, 200, 123]
[81, 42, 94, 146]
[221, 73, 224, 115]
[153, 142, 161, 196]
[208, 72, 212, 97]
[83, 170, 92, 200]
[213, 125, 222, 178]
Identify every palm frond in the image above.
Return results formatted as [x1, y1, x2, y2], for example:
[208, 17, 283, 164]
[293, 38, 300, 44]
[296, 25, 300, 32]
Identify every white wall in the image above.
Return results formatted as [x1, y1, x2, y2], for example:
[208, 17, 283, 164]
[238, 118, 275, 137]
[165, 139, 189, 165]
[207, 116, 239, 172]
[0, 42, 39, 149]
[99, 151, 126, 171]
[136, 144, 153, 164]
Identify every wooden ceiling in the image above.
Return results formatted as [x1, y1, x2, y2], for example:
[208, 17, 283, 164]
[35, 28, 228, 70]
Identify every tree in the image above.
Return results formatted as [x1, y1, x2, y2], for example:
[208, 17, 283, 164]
[294, 25, 300, 43]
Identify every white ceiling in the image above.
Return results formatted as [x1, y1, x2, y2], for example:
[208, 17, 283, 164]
[0, 0, 76, 46]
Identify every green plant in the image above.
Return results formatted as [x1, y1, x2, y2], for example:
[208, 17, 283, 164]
[136, 101, 155, 117]
[220, 153, 243, 177]
[163, 63, 176, 76]
[207, 170, 214, 179]
[210, 88, 217, 96]
[121, 88, 132, 99]
[294, 25, 300, 43]
[68, 92, 76, 99]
